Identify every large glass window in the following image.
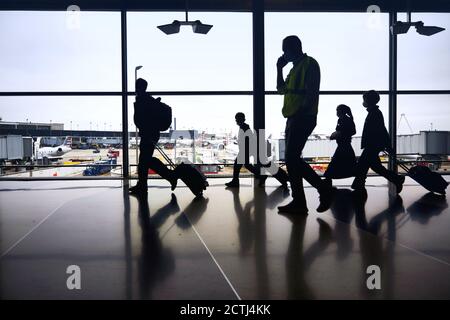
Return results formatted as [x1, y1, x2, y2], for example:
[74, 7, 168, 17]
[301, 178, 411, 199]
[396, 12, 450, 173]
[396, 95, 450, 173]
[0, 11, 121, 92]
[397, 95, 450, 135]
[265, 94, 390, 176]
[127, 95, 253, 177]
[126, 12, 252, 91]
[265, 94, 389, 141]
[264, 13, 389, 91]
[397, 13, 450, 90]
[0, 9, 448, 180]
[0, 96, 122, 178]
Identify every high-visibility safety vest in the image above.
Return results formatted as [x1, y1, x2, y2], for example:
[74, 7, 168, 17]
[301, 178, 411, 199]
[280, 55, 315, 118]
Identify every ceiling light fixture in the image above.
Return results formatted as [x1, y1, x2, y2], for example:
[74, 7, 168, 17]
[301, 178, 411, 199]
[157, 0, 213, 35]
[390, 12, 445, 36]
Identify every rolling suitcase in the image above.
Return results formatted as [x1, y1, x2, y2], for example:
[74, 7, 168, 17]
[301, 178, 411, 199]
[398, 162, 448, 195]
[154, 143, 209, 197]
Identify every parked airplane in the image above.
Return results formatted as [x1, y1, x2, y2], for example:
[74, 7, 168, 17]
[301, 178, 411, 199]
[205, 139, 226, 150]
[35, 137, 72, 160]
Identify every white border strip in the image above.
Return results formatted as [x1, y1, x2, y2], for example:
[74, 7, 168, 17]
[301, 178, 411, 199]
[189, 223, 242, 300]
[1, 201, 67, 258]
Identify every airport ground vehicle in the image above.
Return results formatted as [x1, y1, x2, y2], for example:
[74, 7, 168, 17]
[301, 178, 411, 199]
[83, 158, 117, 176]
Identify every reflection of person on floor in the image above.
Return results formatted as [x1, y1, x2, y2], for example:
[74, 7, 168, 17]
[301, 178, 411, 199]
[276, 35, 333, 215]
[329, 189, 355, 260]
[136, 194, 180, 299]
[285, 216, 332, 299]
[227, 186, 290, 257]
[352, 192, 398, 299]
[148, 193, 181, 229]
[406, 192, 448, 225]
[175, 196, 209, 229]
[225, 112, 288, 188]
[366, 195, 405, 240]
[226, 186, 289, 298]
[129, 78, 177, 196]
[324, 104, 357, 185]
[227, 188, 255, 255]
[351, 90, 405, 194]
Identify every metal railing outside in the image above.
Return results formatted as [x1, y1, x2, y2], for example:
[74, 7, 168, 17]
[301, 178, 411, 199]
[1, 158, 448, 181]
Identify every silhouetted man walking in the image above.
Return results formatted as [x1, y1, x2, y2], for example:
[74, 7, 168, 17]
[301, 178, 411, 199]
[276, 35, 332, 214]
[129, 78, 177, 196]
[225, 112, 289, 188]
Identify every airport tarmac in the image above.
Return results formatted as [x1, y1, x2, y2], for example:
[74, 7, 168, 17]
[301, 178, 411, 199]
[2, 147, 449, 179]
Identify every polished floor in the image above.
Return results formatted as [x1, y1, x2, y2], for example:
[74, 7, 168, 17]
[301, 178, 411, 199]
[0, 176, 449, 300]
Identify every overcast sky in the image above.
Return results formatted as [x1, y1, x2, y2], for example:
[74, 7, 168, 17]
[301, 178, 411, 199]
[0, 11, 449, 138]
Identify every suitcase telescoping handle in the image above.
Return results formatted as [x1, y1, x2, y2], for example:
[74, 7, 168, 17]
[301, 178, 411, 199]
[382, 151, 410, 174]
[153, 142, 176, 170]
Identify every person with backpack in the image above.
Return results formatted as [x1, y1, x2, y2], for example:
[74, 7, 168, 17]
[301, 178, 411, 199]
[129, 78, 177, 196]
[323, 104, 357, 185]
[351, 90, 405, 193]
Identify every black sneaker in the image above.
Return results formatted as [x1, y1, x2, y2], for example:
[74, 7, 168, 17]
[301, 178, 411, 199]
[170, 176, 178, 191]
[351, 179, 366, 191]
[351, 188, 368, 202]
[129, 185, 148, 196]
[225, 180, 240, 188]
[317, 185, 333, 213]
[169, 193, 180, 213]
[278, 200, 308, 215]
[258, 175, 268, 187]
[395, 176, 405, 194]
[274, 169, 289, 188]
[324, 178, 332, 190]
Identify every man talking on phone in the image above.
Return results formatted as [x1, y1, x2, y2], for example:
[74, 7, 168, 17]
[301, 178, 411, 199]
[276, 35, 333, 215]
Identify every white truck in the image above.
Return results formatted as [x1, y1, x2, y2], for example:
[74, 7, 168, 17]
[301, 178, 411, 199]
[0, 135, 33, 165]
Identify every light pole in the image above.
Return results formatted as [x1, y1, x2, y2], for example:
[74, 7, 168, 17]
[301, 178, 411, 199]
[135, 65, 143, 169]
[135, 65, 143, 85]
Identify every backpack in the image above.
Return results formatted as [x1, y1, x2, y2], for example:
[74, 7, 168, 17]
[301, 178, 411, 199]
[154, 97, 172, 131]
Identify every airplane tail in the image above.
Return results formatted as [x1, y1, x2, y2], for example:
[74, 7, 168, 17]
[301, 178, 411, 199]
[35, 137, 41, 150]
[63, 137, 72, 147]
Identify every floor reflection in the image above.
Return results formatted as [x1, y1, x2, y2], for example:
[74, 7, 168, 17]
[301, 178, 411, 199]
[285, 215, 332, 299]
[407, 192, 448, 225]
[123, 184, 182, 299]
[118, 180, 449, 300]
[1, 178, 448, 299]
[226, 185, 290, 299]
[175, 196, 209, 230]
